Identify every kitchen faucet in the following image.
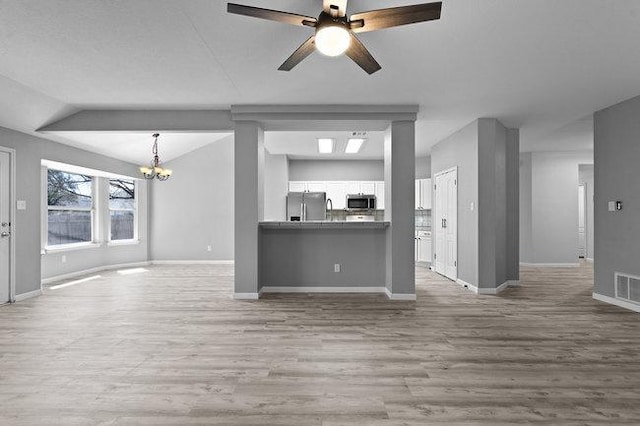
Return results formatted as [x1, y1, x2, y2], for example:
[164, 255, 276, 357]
[326, 198, 333, 221]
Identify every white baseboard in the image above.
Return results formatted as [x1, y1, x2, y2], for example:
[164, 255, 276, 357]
[478, 280, 520, 295]
[261, 286, 387, 294]
[14, 289, 43, 302]
[593, 292, 640, 313]
[42, 261, 150, 285]
[151, 260, 234, 265]
[456, 278, 479, 294]
[233, 292, 259, 300]
[384, 287, 417, 300]
[520, 262, 580, 267]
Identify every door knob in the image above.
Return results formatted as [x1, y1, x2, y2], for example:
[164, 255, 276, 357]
[1, 231, 10, 238]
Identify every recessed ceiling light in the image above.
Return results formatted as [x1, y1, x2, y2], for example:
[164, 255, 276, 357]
[318, 138, 334, 154]
[345, 138, 365, 154]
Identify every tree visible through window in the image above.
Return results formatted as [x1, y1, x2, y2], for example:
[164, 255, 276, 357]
[47, 170, 93, 245]
[109, 179, 136, 241]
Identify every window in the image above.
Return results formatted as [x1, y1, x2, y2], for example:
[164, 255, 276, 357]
[47, 170, 93, 246]
[109, 179, 136, 241]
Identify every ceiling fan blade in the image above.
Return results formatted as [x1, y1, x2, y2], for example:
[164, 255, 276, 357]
[278, 36, 316, 71]
[350, 2, 442, 33]
[345, 33, 381, 74]
[227, 3, 317, 27]
[323, 0, 348, 17]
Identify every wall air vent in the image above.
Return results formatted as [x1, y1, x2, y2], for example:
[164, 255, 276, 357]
[614, 272, 640, 305]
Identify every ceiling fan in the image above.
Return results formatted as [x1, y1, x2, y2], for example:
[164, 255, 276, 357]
[227, 0, 442, 74]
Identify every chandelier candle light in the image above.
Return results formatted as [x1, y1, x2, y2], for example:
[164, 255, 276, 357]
[140, 133, 172, 181]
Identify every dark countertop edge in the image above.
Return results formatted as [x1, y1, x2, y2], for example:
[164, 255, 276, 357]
[259, 221, 390, 229]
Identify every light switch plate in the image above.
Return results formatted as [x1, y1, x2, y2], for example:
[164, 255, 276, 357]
[608, 201, 616, 212]
[16, 200, 26, 210]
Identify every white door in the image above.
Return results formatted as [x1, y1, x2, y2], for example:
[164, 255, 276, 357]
[434, 168, 457, 280]
[578, 184, 586, 258]
[0, 151, 12, 304]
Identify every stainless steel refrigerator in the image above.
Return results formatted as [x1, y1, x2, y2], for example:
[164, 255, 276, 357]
[286, 192, 326, 221]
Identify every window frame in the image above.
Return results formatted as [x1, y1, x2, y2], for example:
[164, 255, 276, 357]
[45, 169, 97, 250]
[107, 178, 138, 244]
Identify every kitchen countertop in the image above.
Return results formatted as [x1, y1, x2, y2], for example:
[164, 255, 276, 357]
[259, 221, 390, 229]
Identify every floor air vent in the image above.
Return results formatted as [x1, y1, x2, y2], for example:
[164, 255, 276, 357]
[615, 272, 640, 304]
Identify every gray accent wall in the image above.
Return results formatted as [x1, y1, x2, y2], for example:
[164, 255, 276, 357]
[593, 95, 640, 298]
[288, 160, 384, 181]
[264, 152, 288, 221]
[149, 135, 234, 261]
[519, 151, 593, 265]
[431, 120, 479, 287]
[415, 156, 432, 179]
[0, 126, 146, 296]
[519, 153, 533, 262]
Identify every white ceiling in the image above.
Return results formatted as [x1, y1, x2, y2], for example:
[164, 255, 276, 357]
[48, 132, 231, 164]
[2, 0, 639, 158]
[265, 131, 384, 159]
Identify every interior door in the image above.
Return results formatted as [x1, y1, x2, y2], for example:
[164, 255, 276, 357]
[0, 151, 11, 304]
[578, 184, 586, 258]
[434, 173, 446, 274]
[444, 170, 458, 280]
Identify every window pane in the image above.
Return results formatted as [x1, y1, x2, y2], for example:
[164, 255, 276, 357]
[47, 170, 92, 208]
[109, 179, 135, 210]
[48, 210, 92, 245]
[111, 210, 134, 240]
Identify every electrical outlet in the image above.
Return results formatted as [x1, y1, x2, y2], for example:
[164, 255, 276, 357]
[334, 264, 341, 273]
[61, 255, 66, 264]
[207, 245, 212, 252]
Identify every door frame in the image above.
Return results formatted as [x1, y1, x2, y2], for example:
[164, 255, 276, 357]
[0, 146, 16, 303]
[433, 166, 458, 280]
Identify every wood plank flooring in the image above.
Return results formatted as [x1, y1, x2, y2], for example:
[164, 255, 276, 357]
[1, 263, 639, 425]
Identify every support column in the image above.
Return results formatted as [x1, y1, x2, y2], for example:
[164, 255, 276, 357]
[234, 121, 264, 298]
[384, 120, 416, 299]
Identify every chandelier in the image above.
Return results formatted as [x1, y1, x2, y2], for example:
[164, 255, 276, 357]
[139, 133, 172, 181]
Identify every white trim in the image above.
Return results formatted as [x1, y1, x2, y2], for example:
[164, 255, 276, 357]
[456, 278, 478, 293]
[261, 286, 387, 294]
[233, 292, 259, 300]
[593, 292, 640, 313]
[519, 262, 580, 267]
[433, 165, 458, 178]
[150, 260, 234, 265]
[14, 289, 42, 302]
[41, 261, 149, 285]
[586, 258, 594, 263]
[44, 242, 102, 253]
[384, 287, 417, 300]
[477, 280, 521, 295]
[106, 239, 140, 247]
[0, 146, 17, 303]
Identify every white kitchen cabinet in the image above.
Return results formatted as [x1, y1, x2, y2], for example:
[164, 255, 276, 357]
[345, 182, 361, 195]
[415, 178, 432, 210]
[306, 182, 327, 192]
[289, 181, 306, 192]
[417, 230, 432, 263]
[326, 182, 347, 209]
[360, 182, 375, 194]
[374, 181, 385, 210]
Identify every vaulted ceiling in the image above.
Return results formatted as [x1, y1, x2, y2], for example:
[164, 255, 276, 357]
[2, 0, 639, 160]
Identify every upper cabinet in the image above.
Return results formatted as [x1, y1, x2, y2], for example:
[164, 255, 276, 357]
[415, 178, 432, 210]
[289, 181, 384, 210]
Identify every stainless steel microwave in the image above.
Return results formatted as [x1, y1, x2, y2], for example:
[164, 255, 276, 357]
[346, 194, 376, 210]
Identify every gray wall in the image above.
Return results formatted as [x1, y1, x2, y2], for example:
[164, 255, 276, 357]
[150, 135, 234, 261]
[264, 152, 288, 221]
[431, 120, 479, 287]
[519, 153, 533, 262]
[520, 151, 593, 265]
[593, 95, 640, 297]
[0, 126, 146, 296]
[260, 228, 386, 287]
[415, 156, 431, 179]
[579, 164, 594, 260]
[288, 159, 384, 181]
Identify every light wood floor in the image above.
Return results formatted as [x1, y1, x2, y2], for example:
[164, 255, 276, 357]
[1, 263, 639, 425]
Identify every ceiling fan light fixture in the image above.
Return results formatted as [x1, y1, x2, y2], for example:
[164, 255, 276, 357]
[315, 24, 350, 56]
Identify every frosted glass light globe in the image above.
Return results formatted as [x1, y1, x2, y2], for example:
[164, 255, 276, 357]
[315, 25, 350, 56]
